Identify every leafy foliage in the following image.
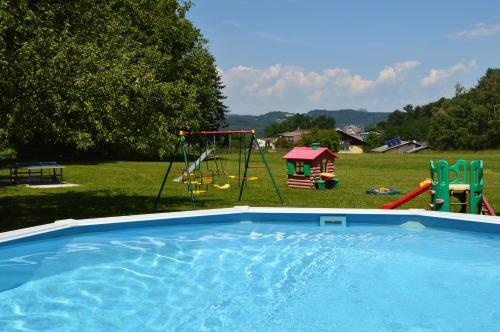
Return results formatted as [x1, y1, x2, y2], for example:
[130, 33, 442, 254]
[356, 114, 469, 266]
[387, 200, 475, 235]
[298, 129, 340, 152]
[375, 68, 500, 150]
[427, 69, 500, 150]
[0, 0, 227, 158]
[273, 137, 292, 149]
[362, 132, 383, 152]
[376, 102, 444, 142]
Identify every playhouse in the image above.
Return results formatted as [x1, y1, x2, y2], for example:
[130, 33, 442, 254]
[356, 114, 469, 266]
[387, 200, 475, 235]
[283, 143, 339, 189]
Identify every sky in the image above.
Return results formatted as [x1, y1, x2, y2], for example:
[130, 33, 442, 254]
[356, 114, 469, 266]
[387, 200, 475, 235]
[188, 0, 500, 115]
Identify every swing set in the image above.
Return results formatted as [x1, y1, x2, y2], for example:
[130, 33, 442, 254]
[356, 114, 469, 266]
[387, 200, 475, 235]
[154, 130, 284, 208]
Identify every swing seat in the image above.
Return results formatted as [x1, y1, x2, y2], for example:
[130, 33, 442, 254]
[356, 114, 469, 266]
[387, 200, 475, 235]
[229, 175, 258, 181]
[178, 173, 195, 183]
[214, 183, 230, 190]
[192, 190, 207, 195]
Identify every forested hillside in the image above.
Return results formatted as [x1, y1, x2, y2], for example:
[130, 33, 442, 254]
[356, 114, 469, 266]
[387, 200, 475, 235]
[225, 112, 292, 136]
[0, 0, 227, 158]
[375, 68, 500, 150]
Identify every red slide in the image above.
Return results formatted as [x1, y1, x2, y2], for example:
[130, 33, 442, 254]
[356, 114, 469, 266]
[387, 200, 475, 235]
[380, 182, 431, 209]
[482, 195, 496, 216]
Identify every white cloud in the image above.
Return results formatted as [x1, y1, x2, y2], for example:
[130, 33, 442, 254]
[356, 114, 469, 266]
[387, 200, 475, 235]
[222, 60, 420, 100]
[395, 60, 421, 71]
[452, 23, 500, 39]
[378, 61, 421, 82]
[338, 74, 376, 92]
[420, 60, 476, 87]
[378, 66, 397, 82]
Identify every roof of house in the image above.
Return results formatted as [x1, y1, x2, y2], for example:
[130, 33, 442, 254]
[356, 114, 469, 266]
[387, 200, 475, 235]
[406, 145, 431, 153]
[372, 140, 425, 153]
[279, 130, 310, 137]
[336, 129, 364, 144]
[341, 125, 362, 136]
[282, 147, 338, 160]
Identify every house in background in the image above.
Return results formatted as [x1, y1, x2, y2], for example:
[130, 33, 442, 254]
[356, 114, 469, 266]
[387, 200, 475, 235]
[278, 130, 310, 145]
[372, 138, 430, 153]
[341, 125, 362, 136]
[336, 126, 364, 153]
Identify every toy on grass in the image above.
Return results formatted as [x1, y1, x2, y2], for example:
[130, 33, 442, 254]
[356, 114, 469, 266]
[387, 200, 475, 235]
[282, 142, 339, 190]
[366, 187, 401, 195]
[380, 160, 495, 216]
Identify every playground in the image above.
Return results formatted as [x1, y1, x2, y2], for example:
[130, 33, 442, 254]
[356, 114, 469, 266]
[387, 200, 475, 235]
[0, 150, 499, 232]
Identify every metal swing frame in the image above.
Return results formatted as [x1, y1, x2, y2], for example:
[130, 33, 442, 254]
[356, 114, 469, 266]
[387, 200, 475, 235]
[154, 130, 284, 208]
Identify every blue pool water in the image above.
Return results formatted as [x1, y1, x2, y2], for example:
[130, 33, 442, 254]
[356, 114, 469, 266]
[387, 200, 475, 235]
[0, 221, 500, 331]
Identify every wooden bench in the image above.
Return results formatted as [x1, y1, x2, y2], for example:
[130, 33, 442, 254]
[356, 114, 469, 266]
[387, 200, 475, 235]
[9, 162, 65, 184]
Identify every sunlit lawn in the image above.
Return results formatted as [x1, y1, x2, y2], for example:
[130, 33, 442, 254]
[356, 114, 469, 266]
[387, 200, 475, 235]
[0, 150, 499, 232]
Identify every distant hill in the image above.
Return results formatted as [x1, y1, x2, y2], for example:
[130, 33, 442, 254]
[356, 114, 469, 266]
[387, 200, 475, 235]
[226, 109, 389, 137]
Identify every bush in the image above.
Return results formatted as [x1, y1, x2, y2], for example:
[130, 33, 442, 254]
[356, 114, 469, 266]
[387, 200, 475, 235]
[274, 137, 292, 149]
[0, 148, 17, 161]
[363, 132, 383, 152]
[298, 129, 340, 151]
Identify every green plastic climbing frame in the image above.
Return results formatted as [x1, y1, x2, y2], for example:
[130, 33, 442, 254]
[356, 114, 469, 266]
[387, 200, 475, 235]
[429, 159, 484, 214]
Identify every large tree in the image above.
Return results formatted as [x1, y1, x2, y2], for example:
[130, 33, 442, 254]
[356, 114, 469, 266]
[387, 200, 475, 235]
[374, 68, 500, 150]
[0, 0, 227, 157]
[428, 69, 500, 150]
[376, 101, 444, 142]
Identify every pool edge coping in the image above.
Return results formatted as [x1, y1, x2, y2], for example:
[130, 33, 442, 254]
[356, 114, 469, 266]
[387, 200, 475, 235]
[1, 206, 499, 244]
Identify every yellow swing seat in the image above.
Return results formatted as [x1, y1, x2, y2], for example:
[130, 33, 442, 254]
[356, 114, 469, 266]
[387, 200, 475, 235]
[192, 190, 207, 195]
[214, 183, 230, 190]
[229, 175, 258, 181]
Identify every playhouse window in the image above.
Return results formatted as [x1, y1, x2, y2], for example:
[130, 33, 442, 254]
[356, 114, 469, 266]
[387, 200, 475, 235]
[295, 161, 304, 175]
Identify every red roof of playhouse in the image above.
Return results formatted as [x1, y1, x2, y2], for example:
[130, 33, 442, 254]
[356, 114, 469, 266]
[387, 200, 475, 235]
[282, 147, 338, 160]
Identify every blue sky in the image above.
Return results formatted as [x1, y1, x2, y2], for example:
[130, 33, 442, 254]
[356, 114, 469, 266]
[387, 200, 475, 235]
[188, 0, 500, 115]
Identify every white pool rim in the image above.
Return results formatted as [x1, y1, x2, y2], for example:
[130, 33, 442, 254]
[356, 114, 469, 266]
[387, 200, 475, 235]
[1, 207, 499, 245]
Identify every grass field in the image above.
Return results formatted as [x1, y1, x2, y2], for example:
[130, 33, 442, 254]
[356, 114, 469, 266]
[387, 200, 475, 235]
[0, 151, 499, 232]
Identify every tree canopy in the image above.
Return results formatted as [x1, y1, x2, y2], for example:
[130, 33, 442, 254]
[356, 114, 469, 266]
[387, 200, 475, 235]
[374, 68, 500, 150]
[298, 129, 340, 152]
[0, 0, 227, 158]
[427, 70, 500, 150]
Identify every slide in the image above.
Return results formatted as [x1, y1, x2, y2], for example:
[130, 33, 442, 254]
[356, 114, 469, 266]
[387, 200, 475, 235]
[481, 195, 496, 216]
[174, 149, 213, 182]
[380, 182, 431, 209]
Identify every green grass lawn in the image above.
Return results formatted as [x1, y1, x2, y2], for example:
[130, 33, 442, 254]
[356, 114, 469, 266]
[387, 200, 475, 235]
[0, 151, 499, 232]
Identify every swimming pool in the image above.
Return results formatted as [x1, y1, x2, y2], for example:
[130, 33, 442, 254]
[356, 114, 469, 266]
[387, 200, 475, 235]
[0, 207, 499, 331]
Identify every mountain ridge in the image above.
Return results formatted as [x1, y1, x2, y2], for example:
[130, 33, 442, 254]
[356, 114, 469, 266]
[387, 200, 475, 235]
[226, 109, 390, 137]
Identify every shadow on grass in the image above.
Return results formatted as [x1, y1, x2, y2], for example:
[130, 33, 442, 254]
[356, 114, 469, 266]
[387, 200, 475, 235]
[0, 190, 224, 232]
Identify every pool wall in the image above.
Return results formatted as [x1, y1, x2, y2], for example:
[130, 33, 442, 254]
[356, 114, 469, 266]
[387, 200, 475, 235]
[1, 207, 500, 247]
[0, 207, 499, 291]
